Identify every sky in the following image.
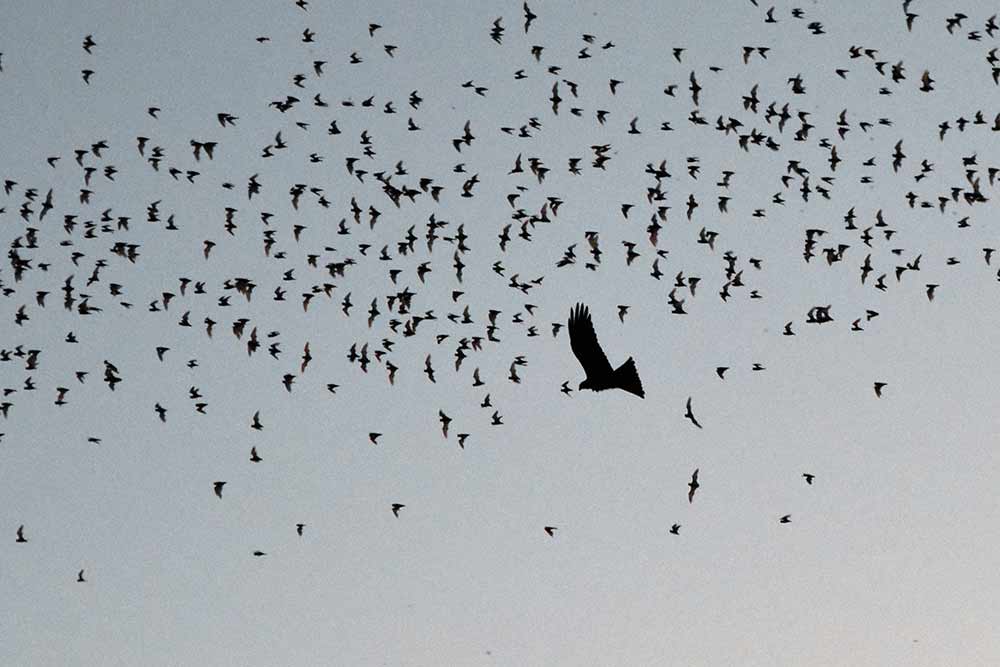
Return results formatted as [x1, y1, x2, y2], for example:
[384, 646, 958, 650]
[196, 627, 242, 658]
[3, 1, 1000, 665]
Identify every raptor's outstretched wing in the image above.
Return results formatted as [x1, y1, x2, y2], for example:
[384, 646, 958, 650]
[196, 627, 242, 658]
[568, 303, 613, 380]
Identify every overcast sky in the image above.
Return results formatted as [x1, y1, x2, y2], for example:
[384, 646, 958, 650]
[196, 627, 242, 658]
[3, 1, 1000, 665]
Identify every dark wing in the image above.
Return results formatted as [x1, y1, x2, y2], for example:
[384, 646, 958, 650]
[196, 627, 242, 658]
[568, 303, 613, 379]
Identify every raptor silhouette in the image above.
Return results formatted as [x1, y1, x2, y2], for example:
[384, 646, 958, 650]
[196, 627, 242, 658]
[568, 303, 644, 398]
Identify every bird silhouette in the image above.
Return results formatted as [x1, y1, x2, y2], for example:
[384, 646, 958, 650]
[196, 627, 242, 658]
[568, 304, 644, 397]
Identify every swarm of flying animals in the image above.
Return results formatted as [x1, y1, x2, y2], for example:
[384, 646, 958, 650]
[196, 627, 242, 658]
[4, 0, 1000, 581]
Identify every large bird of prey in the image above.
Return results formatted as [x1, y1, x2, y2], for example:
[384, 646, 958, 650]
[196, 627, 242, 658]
[568, 303, 644, 398]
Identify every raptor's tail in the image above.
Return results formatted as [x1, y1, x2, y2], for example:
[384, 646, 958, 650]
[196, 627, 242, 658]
[613, 357, 645, 398]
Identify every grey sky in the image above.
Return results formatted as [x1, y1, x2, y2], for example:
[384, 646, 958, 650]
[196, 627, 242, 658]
[3, 1, 1000, 665]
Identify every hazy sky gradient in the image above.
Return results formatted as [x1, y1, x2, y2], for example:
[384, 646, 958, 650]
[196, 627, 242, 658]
[3, 1, 1000, 665]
